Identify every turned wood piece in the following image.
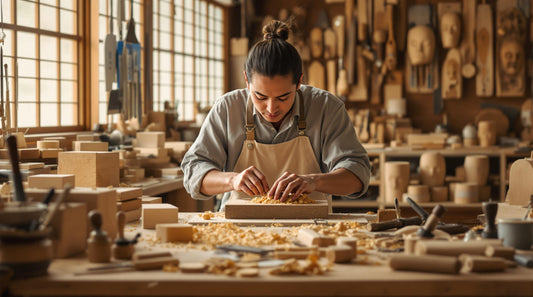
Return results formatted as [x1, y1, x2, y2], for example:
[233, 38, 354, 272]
[454, 182, 479, 204]
[407, 25, 435, 66]
[477, 120, 496, 147]
[440, 12, 461, 49]
[460, 254, 507, 273]
[389, 254, 460, 274]
[407, 185, 430, 203]
[506, 156, 533, 205]
[417, 204, 445, 238]
[464, 155, 489, 186]
[112, 211, 135, 260]
[87, 210, 111, 263]
[419, 152, 446, 187]
[431, 186, 448, 202]
[481, 202, 498, 239]
[485, 245, 515, 260]
[384, 161, 410, 204]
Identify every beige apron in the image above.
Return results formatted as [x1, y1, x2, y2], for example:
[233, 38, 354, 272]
[230, 90, 331, 211]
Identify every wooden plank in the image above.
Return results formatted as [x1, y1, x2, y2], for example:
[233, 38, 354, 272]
[224, 197, 329, 219]
[476, 3, 494, 97]
[188, 213, 370, 226]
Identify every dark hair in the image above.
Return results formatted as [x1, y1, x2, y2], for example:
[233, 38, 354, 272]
[245, 20, 303, 84]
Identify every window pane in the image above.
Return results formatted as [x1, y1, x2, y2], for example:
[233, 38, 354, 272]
[40, 5, 58, 31]
[17, 0, 36, 27]
[60, 81, 77, 102]
[60, 39, 76, 63]
[17, 32, 37, 59]
[19, 78, 37, 102]
[60, 9, 76, 35]
[60, 0, 76, 10]
[41, 61, 58, 79]
[41, 36, 58, 61]
[18, 103, 37, 127]
[18, 58, 36, 78]
[60, 63, 77, 80]
[41, 79, 58, 102]
[60, 103, 77, 125]
[41, 103, 58, 127]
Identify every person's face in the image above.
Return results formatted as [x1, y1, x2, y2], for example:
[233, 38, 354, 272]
[440, 13, 461, 48]
[407, 26, 436, 65]
[245, 72, 301, 126]
[500, 40, 524, 76]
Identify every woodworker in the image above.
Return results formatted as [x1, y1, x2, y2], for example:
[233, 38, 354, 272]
[182, 20, 370, 211]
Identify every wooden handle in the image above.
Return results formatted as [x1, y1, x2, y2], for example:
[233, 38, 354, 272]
[117, 211, 126, 239]
[367, 216, 422, 232]
[460, 255, 507, 273]
[415, 239, 502, 257]
[6, 135, 25, 202]
[132, 251, 173, 261]
[389, 254, 460, 274]
[485, 245, 515, 260]
[132, 256, 179, 270]
[89, 210, 103, 231]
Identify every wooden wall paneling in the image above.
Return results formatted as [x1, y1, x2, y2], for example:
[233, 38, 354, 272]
[476, 2, 494, 97]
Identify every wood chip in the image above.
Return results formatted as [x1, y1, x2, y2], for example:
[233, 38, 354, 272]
[237, 268, 259, 277]
[180, 262, 206, 273]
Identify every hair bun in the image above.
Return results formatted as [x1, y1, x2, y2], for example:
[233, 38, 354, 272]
[262, 20, 290, 41]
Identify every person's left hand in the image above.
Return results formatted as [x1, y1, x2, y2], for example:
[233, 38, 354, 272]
[268, 172, 316, 202]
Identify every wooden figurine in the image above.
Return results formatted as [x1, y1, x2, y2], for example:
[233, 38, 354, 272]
[87, 210, 111, 263]
[441, 49, 462, 99]
[384, 161, 410, 204]
[496, 5, 527, 97]
[464, 155, 490, 186]
[440, 12, 461, 49]
[477, 120, 497, 147]
[419, 152, 446, 187]
[476, 3, 494, 97]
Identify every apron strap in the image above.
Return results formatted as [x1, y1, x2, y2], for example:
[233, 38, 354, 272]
[245, 89, 306, 141]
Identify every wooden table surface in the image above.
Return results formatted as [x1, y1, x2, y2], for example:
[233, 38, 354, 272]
[7, 213, 533, 297]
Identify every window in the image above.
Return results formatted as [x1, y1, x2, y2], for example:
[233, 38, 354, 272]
[152, 0, 225, 122]
[1, 0, 81, 131]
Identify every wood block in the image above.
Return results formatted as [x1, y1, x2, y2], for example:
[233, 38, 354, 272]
[13, 132, 27, 148]
[42, 136, 69, 150]
[142, 196, 162, 204]
[28, 174, 75, 189]
[19, 148, 40, 160]
[124, 208, 142, 223]
[50, 202, 87, 258]
[145, 167, 182, 178]
[26, 187, 117, 239]
[73, 141, 108, 152]
[126, 168, 145, 180]
[117, 197, 142, 212]
[37, 140, 60, 149]
[142, 203, 179, 229]
[40, 148, 63, 159]
[135, 147, 168, 158]
[377, 209, 397, 222]
[114, 187, 143, 202]
[297, 228, 336, 247]
[58, 151, 120, 187]
[326, 245, 354, 263]
[135, 132, 165, 148]
[224, 196, 329, 220]
[155, 223, 193, 242]
[337, 237, 357, 258]
[19, 162, 45, 170]
[76, 134, 100, 141]
[164, 141, 193, 161]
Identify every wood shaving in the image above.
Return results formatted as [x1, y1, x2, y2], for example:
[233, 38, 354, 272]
[200, 211, 215, 220]
[250, 193, 314, 204]
[269, 253, 332, 275]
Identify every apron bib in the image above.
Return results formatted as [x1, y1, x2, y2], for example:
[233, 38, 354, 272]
[230, 90, 331, 211]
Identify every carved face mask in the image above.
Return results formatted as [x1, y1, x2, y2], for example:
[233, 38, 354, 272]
[440, 13, 461, 48]
[407, 26, 436, 65]
[500, 39, 524, 76]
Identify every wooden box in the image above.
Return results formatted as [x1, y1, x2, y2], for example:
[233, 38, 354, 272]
[58, 151, 119, 187]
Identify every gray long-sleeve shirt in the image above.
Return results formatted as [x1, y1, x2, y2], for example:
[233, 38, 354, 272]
[181, 85, 371, 208]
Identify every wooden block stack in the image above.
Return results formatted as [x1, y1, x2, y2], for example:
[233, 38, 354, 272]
[58, 151, 120, 187]
[72, 141, 108, 152]
[28, 174, 75, 189]
[76, 134, 101, 141]
[164, 141, 193, 163]
[37, 140, 64, 159]
[141, 196, 162, 204]
[119, 150, 145, 183]
[0, 161, 50, 179]
[115, 187, 143, 223]
[134, 132, 170, 167]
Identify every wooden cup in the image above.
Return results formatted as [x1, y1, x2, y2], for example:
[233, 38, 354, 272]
[454, 182, 479, 204]
[407, 185, 430, 203]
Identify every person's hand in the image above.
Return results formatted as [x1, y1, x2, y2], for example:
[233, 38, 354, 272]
[231, 166, 269, 196]
[268, 172, 316, 202]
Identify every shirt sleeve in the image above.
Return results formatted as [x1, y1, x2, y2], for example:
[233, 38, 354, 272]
[318, 94, 371, 199]
[181, 99, 231, 200]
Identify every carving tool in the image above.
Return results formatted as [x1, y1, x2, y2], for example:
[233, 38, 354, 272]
[38, 185, 72, 231]
[5, 63, 10, 130]
[6, 135, 24, 202]
[76, 256, 179, 275]
[406, 197, 469, 235]
[394, 197, 401, 219]
[367, 216, 422, 232]
[417, 204, 445, 238]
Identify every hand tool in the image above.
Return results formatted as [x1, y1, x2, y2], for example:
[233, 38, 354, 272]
[406, 197, 470, 235]
[104, 0, 117, 92]
[514, 254, 533, 268]
[77, 256, 179, 275]
[4, 63, 10, 130]
[394, 197, 401, 219]
[366, 216, 422, 232]
[38, 184, 72, 231]
[6, 135, 24, 202]
[482, 201, 498, 239]
[417, 204, 445, 238]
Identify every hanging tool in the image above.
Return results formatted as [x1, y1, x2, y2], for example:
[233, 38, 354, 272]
[124, 0, 141, 123]
[104, 0, 117, 92]
[6, 135, 25, 202]
[5, 63, 10, 130]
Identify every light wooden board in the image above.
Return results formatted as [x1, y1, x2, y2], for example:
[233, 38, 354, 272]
[187, 213, 373, 226]
[476, 3, 494, 97]
[307, 60, 325, 90]
[348, 46, 368, 101]
[224, 197, 329, 219]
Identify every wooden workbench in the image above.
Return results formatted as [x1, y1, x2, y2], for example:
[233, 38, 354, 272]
[7, 213, 533, 297]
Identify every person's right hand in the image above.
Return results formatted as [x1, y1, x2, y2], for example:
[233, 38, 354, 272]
[231, 166, 269, 196]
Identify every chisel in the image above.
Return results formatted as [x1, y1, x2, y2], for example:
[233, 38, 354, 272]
[76, 256, 179, 275]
